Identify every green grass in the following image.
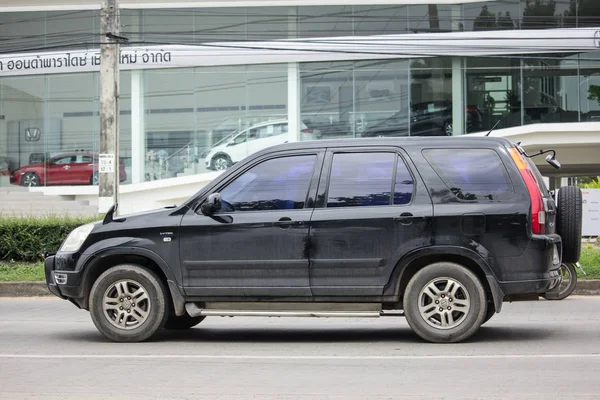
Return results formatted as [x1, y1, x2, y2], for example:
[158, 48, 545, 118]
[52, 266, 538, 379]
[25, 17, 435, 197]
[580, 244, 600, 279]
[0, 245, 599, 282]
[0, 261, 44, 281]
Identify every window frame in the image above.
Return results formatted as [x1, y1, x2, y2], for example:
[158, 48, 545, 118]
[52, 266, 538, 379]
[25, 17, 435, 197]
[316, 147, 416, 209]
[195, 150, 324, 215]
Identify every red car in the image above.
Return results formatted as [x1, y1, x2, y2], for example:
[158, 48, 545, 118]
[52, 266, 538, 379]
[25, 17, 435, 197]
[10, 152, 127, 187]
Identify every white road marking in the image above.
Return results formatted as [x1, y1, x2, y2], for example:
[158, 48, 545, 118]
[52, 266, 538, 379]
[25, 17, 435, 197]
[0, 353, 599, 360]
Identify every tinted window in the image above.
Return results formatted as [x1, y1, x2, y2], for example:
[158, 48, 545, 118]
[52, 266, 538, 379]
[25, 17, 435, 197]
[423, 149, 512, 201]
[327, 153, 394, 207]
[219, 155, 315, 212]
[51, 156, 74, 165]
[394, 157, 414, 205]
[75, 155, 93, 164]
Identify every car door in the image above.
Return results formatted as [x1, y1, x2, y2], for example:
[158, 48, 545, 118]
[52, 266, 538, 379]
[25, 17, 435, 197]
[69, 154, 94, 184]
[179, 151, 323, 297]
[47, 155, 76, 185]
[308, 148, 433, 296]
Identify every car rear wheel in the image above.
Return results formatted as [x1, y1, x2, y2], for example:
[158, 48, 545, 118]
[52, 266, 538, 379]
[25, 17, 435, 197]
[481, 302, 496, 325]
[443, 121, 453, 136]
[89, 264, 168, 342]
[164, 314, 205, 330]
[212, 155, 231, 171]
[90, 172, 98, 185]
[403, 262, 486, 343]
[556, 186, 582, 263]
[21, 172, 40, 187]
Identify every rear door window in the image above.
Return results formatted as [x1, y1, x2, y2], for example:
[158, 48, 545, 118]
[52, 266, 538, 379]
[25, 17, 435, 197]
[326, 152, 414, 207]
[423, 149, 513, 201]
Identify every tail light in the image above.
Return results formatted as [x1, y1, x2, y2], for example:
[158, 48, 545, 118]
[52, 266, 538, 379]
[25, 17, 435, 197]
[466, 107, 477, 113]
[301, 128, 313, 134]
[508, 147, 545, 234]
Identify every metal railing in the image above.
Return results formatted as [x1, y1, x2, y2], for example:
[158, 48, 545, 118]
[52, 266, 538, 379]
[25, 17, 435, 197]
[145, 141, 196, 181]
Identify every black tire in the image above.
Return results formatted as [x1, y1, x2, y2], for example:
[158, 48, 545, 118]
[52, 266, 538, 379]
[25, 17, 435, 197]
[403, 262, 487, 343]
[543, 262, 578, 301]
[21, 172, 40, 187]
[211, 155, 231, 171]
[442, 121, 453, 136]
[90, 172, 98, 185]
[164, 314, 205, 330]
[481, 302, 496, 325]
[556, 186, 582, 263]
[89, 264, 169, 342]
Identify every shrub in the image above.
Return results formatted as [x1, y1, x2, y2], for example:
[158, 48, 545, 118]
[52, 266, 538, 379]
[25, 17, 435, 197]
[0, 215, 99, 262]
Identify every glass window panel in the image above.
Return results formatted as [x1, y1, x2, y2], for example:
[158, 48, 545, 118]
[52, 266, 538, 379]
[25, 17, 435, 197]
[219, 155, 316, 212]
[423, 149, 513, 201]
[327, 153, 394, 208]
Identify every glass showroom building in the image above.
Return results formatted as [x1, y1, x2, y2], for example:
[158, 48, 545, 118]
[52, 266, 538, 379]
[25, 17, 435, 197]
[0, 0, 599, 187]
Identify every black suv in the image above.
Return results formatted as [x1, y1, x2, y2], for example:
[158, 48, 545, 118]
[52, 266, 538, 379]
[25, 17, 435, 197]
[45, 137, 582, 343]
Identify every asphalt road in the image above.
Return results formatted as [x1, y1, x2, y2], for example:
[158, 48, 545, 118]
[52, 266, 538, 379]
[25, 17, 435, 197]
[1, 297, 599, 400]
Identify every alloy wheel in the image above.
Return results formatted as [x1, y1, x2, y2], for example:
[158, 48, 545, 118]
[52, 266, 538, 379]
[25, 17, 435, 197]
[102, 279, 151, 330]
[214, 157, 229, 171]
[22, 174, 38, 187]
[418, 277, 470, 330]
[444, 123, 453, 136]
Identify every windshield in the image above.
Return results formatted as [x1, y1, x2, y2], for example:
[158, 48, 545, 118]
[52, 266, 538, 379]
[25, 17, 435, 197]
[212, 129, 240, 147]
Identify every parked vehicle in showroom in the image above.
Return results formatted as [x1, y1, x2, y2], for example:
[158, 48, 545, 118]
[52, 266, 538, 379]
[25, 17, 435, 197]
[10, 152, 127, 186]
[45, 136, 582, 343]
[204, 119, 321, 171]
[361, 101, 483, 137]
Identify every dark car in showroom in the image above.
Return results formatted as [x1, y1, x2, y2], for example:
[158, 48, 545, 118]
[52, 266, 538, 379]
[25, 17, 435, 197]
[44, 136, 581, 343]
[10, 152, 127, 187]
[362, 100, 483, 137]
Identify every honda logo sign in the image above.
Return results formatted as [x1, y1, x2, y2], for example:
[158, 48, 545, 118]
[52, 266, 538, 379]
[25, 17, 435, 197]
[24, 127, 41, 142]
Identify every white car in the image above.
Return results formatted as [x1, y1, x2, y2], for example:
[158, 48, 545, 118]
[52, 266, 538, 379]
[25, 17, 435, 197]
[204, 119, 320, 171]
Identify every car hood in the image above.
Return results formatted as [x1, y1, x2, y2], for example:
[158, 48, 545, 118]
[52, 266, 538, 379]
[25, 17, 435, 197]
[206, 143, 228, 156]
[20, 163, 44, 170]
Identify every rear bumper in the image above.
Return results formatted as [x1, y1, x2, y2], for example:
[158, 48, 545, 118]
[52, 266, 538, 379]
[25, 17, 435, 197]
[495, 233, 562, 297]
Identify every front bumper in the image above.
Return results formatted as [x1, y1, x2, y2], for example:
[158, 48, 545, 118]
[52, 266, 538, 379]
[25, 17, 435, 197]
[44, 254, 85, 300]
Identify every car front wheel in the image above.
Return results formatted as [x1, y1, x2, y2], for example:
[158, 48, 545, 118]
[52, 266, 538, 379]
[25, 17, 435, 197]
[212, 155, 231, 171]
[21, 172, 40, 187]
[403, 262, 486, 343]
[89, 264, 169, 342]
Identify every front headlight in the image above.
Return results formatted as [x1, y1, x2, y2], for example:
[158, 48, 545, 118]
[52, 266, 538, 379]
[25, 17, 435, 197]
[59, 223, 95, 252]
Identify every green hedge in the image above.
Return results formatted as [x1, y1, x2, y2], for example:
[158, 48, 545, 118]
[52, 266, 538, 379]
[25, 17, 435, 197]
[0, 216, 98, 262]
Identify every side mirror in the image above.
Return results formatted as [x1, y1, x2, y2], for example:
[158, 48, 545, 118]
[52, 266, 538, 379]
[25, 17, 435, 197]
[200, 193, 222, 215]
[545, 154, 561, 169]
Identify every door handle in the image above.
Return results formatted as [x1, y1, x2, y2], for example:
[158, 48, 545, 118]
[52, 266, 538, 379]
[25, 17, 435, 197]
[275, 217, 302, 228]
[394, 212, 414, 226]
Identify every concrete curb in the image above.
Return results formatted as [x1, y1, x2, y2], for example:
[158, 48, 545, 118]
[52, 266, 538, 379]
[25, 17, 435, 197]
[572, 280, 600, 296]
[2, 280, 600, 297]
[0, 282, 51, 297]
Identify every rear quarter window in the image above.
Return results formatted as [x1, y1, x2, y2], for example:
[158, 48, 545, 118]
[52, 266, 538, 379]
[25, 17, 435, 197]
[422, 148, 514, 202]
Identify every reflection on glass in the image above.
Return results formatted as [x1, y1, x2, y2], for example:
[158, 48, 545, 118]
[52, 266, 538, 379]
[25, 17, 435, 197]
[327, 153, 394, 207]
[423, 149, 512, 201]
[220, 155, 316, 212]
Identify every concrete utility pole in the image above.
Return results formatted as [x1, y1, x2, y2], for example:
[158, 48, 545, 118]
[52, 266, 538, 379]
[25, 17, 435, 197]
[99, 0, 120, 214]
